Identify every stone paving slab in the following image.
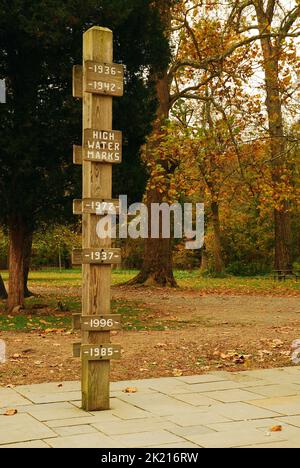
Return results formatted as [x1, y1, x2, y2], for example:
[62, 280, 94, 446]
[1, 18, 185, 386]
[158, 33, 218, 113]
[15, 383, 81, 404]
[207, 402, 282, 420]
[46, 433, 121, 449]
[153, 442, 200, 448]
[0, 388, 32, 408]
[248, 395, 300, 416]
[110, 430, 184, 448]
[1, 367, 300, 448]
[176, 374, 229, 384]
[53, 425, 99, 437]
[242, 369, 300, 385]
[0, 414, 56, 445]
[1, 441, 50, 448]
[117, 393, 193, 417]
[46, 413, 120, 428]
[91, 417, 175, 436]
[278, 415, 300, 427]
[184, 428, 287, 448]
[171, 393, 218, 407]
[242, 440, 300, 448]
[206, 389, 265, 403]
[246, 384, 300, 398]
[167, 409, 232, 427]
[15, 402, 88, 421]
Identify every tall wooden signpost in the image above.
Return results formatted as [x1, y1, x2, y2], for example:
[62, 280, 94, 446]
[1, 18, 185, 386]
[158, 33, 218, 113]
[72, 27, 123, 411]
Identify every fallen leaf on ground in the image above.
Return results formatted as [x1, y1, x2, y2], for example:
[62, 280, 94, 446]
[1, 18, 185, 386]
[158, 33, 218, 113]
[270, 425, 282, 432]
[271, 339, 284, 349]
[172, 369, 183, 377]
[123, 387, 137, 394]
[4, 409, 17, 416]
[12, 354, 22, 359]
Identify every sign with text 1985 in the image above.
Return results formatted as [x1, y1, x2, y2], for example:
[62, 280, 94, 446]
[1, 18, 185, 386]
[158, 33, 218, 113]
[81, 344, 122, 361]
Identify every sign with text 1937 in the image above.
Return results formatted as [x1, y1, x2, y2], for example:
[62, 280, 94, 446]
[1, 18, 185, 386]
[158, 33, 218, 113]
[85, 60, 124, 97]
[84, 129, 122, 163]
[72, 248, 121, 265]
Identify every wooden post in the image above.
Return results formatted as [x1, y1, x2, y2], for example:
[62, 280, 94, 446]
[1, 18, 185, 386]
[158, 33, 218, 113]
[83, 27, 112, 411]
[72, 26, 123, 411]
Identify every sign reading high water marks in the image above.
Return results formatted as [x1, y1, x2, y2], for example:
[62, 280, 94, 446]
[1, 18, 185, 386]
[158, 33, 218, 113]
[84, 129, 122, 163]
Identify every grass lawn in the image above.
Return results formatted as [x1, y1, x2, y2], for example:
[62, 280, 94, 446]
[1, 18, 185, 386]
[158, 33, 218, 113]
[1, 268, 300, 385]
[2, 268, 300, 292]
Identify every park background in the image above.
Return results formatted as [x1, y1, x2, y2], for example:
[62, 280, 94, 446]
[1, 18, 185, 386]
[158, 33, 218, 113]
[0, 0, 300, 387]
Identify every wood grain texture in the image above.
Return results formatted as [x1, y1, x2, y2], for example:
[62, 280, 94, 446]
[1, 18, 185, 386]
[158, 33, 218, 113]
[73, 66, 83, 98]
[82, 27, 114, 411]
[73, 145, 83, 165]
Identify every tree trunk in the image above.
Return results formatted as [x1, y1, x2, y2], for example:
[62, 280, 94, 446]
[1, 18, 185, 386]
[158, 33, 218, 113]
[7, 216, 27, 312]
[24, 231, 34, 298]
[0, 274, 7, 299]
[131, 181, 177, 286]
[200, 245, 208, 273]
[211, 201, 224, 274]
[130, 2, 177, 287]
[255, 6, 293, 272]
[130, 69, 177, 287]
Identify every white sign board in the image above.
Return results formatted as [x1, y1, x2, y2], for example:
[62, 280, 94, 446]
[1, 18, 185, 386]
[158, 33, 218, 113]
[0, 340, 6, 363]
[0, 80, 6, 103]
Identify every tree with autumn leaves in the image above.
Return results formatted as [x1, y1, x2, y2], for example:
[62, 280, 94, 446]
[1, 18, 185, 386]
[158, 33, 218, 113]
[1, 0, 300, 304]
[134, 0, 300, 284]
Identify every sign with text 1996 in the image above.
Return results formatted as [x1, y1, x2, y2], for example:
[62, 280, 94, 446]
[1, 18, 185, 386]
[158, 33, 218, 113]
[81, 315, 121, 332]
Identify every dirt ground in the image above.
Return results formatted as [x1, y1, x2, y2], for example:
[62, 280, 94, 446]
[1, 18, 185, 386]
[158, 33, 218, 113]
[1, 285, 300, 386]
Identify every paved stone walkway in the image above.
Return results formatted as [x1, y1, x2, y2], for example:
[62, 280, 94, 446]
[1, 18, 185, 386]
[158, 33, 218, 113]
[1, 367, 300, 448]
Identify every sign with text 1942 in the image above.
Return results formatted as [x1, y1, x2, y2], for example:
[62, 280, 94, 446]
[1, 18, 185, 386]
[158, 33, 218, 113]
[85, 60, 124, 97]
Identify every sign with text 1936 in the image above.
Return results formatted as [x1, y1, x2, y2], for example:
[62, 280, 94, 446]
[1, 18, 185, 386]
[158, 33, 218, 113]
[84, 129, 122, 163]
[85, 60, 124, 97]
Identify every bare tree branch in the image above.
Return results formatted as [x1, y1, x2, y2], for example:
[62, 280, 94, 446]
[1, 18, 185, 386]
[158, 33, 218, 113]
[172, 30, 300, 76]
[279, 5, 300, 38]
[170, 74, 218, 106]
[266, 0, 276, 22]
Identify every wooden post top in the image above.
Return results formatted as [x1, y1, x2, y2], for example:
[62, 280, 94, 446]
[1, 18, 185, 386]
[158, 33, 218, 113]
[84, 26, 112, 35]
